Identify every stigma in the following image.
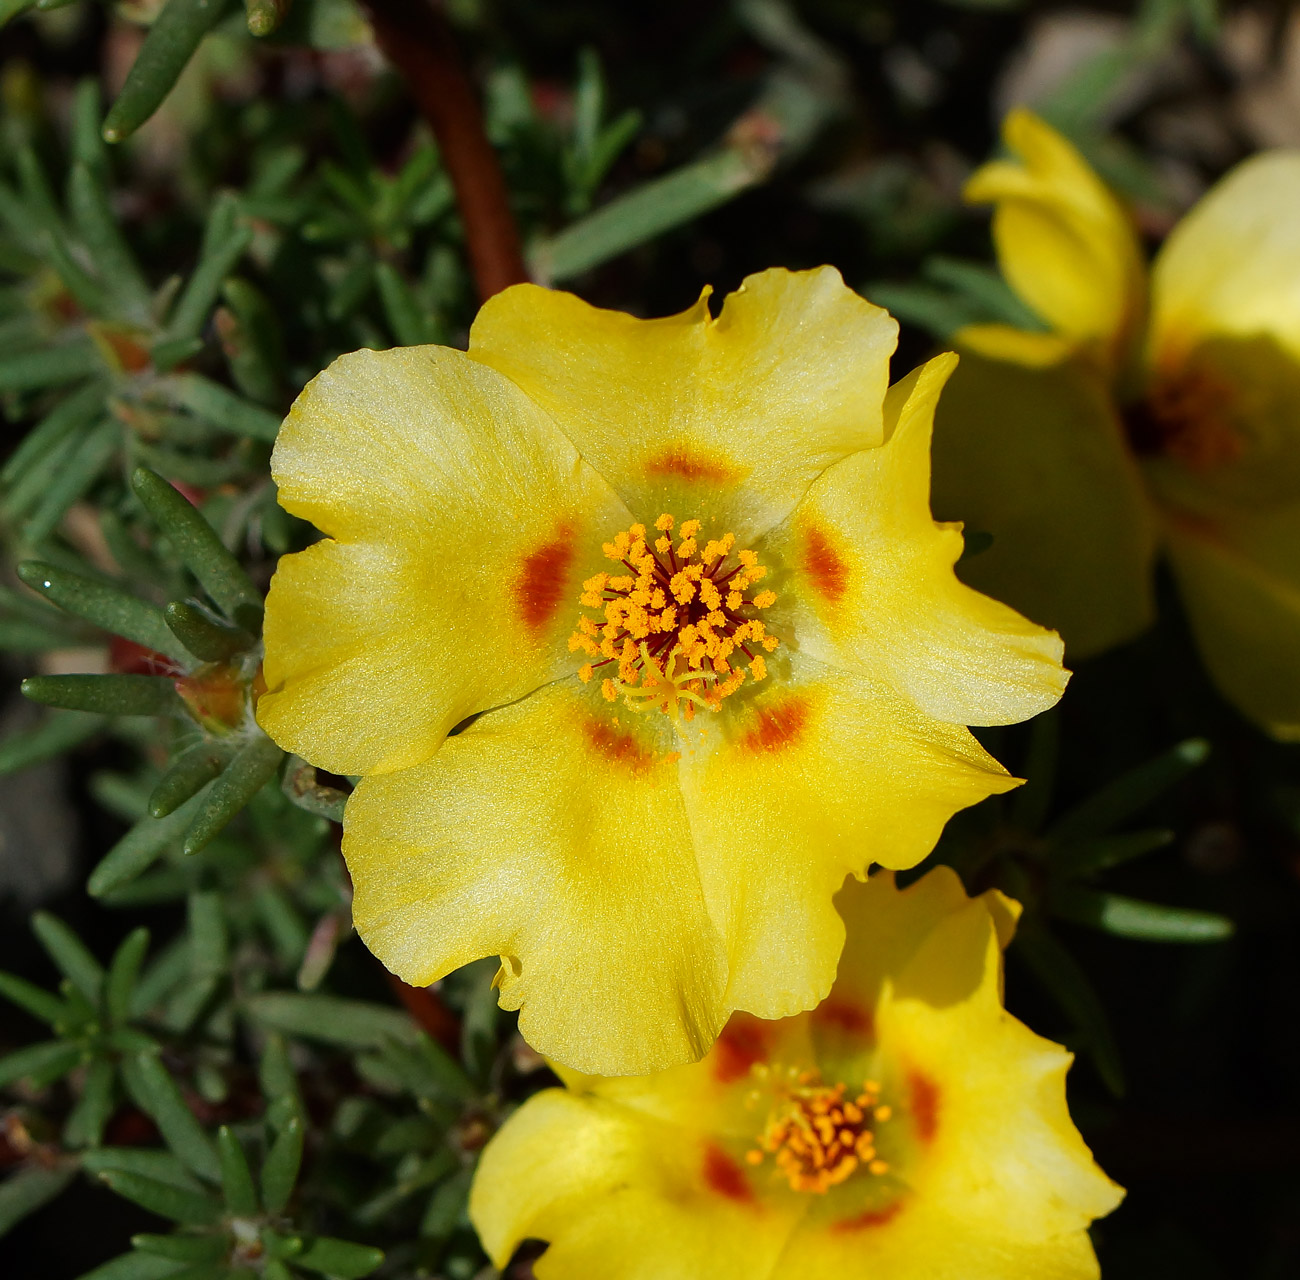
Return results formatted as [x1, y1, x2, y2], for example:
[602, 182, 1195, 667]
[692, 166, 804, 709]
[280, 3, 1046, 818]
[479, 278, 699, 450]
[745, 1069, 891, 1194]
[568, 513, 779, 719]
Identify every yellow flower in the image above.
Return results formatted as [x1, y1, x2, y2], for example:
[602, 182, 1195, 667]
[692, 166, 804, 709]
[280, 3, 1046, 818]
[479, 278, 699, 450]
[257, 267, 1066, 1074]
[470, 868, 1123, 1279]
[933, 108, 1300, 738]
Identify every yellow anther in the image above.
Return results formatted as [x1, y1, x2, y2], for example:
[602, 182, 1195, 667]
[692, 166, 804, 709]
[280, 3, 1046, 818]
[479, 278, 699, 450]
[751, 590, 776, 609]
[573, 515, 780, 719]
[747, 1071, 893, 1195]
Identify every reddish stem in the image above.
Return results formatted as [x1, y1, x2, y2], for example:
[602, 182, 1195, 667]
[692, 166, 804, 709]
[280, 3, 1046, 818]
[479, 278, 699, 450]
[361, 0, 528, 300]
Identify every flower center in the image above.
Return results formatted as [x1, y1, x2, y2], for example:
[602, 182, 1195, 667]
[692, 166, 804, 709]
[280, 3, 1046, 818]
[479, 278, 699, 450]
[745, 1070, 892, 1193]
[1126, 362, 1243, 470]
[569, 514, 779, 720]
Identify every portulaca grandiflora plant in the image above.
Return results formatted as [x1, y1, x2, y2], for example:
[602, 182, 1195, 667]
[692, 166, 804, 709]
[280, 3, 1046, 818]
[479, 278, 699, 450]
[0, 4, 1276, 1279]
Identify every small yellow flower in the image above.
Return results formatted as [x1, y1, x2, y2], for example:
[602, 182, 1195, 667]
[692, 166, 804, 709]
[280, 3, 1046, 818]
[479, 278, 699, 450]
[257, 267, 1066, 1074]
[933, 108, 1300, 738]
[470, 868, 1123, 1279]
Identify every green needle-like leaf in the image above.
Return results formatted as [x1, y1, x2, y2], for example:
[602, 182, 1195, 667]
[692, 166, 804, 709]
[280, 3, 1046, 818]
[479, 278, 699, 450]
[64, 1056, 116, 1148]
[89, 789, 210, 898]
[81, 1148, 203, 1189]
[188, 892, 229, 982]
[0, 1165, 77, 1240]
[245, 993, 419, 1050]
[1, 381, 105, 491]
[1050, 885, 1235, 943]
[216, 1126, 258, 1215]
[122, 1051, 221, 1182]
[102, 0, 234, 144]
[259, 1114, 304, 1216]
[76, 1248, 197, 1280]
[22, 674, 187, 718]
[375, 262, 436, 346]
[1015, 922, 1126, 1097]
[22, 419, 119, 544]
[166, 372, 281, 443]
[0, 970, 68, 1024]
[1051, 829, 1175, 879]
[0, 341, 100, 393]
[132, 468, 262, 628]
[106, 927, 151, 1026]
[420, 1167, 472, 1241]
[217, 278, 284, 406]
[18, 561, 191, 665]
[32, 911, 105, 1004]
[294, 1238, 384, 1279]
[67, 163, 153, 324]
[1046, 738, 1210, 843]
[96, 1170, 220, 1225]
[131, 1235, 228, 1262]
[258, 1034, 302, 1122]
[0, 0, 39, 28]
[164, 602, 255, 663]
[0, 712, 106, 777]
[157, 193, 252, 351]
[150, 740, 234, 818]
[0, 1039, 83, 1089]
[182, 735, 284, 857]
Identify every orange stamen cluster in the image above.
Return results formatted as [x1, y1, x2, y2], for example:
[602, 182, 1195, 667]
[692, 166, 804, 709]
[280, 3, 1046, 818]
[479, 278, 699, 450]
[746, 1072, 891, 1193]
[569, 513, 779, 719]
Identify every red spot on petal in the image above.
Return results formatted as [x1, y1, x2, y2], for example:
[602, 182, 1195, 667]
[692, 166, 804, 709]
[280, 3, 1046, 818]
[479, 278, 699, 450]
[584, 719, 657, 774]
[910, 1071, 940, 1145]
[712, 1014, 768, 1083]
[803, 523, 848, 604]
[515, 528, 575, 631]
[702, 1144, 753, 1203]
[645, 445, 737, 484]
[833, 1202, 903, 1233]
[740, 697, 809, 754]
[813, 1000, 873, 1037]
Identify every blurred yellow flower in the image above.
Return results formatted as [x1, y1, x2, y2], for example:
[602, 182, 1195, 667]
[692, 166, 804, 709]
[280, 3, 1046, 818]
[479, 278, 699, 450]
[257, 267, 1066, 1075]
[470, 868, 1123, 1280]
[933, 108, 1300, 738]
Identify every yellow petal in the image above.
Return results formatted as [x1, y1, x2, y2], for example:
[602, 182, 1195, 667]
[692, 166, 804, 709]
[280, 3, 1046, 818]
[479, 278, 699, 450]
[468, 267, 898, 540]
[677, 651, 1021, 1022]
[1164, 515, 1300, 740]
[952, 323, 1076, 368]
[341, 679, 728, 1076]
[259, 345, 629, 776]
[965, 109, 1145, 366]
[469, 1089, 804, 1278]
[766, 354, 1068, 726]
[1151, 151, 1300, 365]
[932, 348, 1158, 658]
[876, 910, 1124, 1242]
[556, 1010, 816, 1143]
[771, 1200, 1104, 1280]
